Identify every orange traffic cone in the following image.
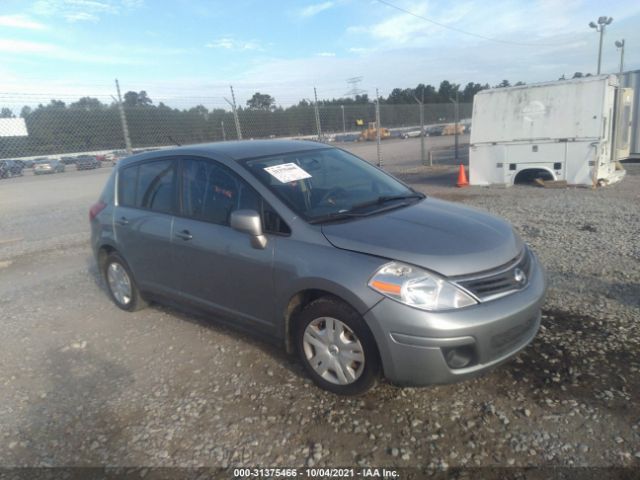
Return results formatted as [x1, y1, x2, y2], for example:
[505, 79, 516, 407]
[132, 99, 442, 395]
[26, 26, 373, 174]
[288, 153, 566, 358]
[456, 164, 469, 188]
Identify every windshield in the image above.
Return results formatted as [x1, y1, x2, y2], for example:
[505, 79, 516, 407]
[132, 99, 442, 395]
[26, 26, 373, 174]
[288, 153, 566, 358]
[243, 148, 420, 222]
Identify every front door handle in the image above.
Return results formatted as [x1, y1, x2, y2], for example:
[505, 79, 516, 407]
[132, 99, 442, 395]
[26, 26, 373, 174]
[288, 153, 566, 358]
[117, 216, 129, 226]
[175, 229, 193, 241]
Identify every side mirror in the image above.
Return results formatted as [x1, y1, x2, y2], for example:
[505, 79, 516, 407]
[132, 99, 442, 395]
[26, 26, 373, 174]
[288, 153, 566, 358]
[230, 209, 267, 249]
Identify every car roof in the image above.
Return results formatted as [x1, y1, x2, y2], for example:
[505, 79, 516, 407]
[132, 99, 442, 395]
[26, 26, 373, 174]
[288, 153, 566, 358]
[117, 139, 329, 168]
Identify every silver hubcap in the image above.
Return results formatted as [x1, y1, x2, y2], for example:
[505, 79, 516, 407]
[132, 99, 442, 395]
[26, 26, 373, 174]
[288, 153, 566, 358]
[107, 262, 132, 305]
[302, 317, 365, 385]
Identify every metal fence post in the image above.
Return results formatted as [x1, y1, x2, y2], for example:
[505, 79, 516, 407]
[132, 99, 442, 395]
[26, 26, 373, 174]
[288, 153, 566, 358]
[454, 91, 459, 164]
[314, 87, 322, 140]
[375, 88, 382, 168]
[230, 86, 242, 140]
[221, 120, 226, 141]
[449, 91, 459, 164]
[413, 92, 425, 165]
[225, 86, 242, 140]
[114, 79, 132, 154]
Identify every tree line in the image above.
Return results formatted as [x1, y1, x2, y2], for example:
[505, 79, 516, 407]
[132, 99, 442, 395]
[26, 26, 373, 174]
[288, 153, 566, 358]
[0, 77, 554, 158]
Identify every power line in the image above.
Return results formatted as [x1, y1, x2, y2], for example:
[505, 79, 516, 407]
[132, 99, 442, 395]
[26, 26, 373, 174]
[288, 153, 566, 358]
[374, 0, 564, 47]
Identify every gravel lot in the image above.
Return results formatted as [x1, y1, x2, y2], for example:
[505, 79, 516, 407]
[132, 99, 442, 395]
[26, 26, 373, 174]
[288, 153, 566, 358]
[0, 151, 638, 474]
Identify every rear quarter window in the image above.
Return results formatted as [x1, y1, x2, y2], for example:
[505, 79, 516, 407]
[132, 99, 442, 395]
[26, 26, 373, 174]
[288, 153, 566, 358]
[117, 159, 177, 214]
[118, 165, 137, 207]
[100, 170, 116, 204]
[136, 160, 176, 213]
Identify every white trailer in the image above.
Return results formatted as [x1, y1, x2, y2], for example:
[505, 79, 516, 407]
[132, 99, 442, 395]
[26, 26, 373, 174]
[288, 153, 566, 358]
[469, 75, 634, 187]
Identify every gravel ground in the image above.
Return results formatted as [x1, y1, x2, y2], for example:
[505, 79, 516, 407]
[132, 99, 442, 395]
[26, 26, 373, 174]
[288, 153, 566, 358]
[0, 158, 638, 475]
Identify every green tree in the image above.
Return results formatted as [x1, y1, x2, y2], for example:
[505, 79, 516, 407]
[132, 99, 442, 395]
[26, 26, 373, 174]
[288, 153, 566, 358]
[188, 105, 209, 117]
[0, 108, 14, 118]
[386, 88, 415, 104]
[123, 90, 153, 107]
[437, 81, 459, 101]
[70, 97, 106, 110]
[461, 82, 487, 102]
[495, 80, 511, 88]
[38, 100, 66, 110]
[246, 92, 276, 111]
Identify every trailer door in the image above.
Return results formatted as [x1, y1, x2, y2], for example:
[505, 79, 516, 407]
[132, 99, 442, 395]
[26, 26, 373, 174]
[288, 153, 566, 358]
[616, 88, 634, 160]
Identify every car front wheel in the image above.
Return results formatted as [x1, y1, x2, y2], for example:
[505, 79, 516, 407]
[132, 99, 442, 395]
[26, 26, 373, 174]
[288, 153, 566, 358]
[295, 297, 380, 395]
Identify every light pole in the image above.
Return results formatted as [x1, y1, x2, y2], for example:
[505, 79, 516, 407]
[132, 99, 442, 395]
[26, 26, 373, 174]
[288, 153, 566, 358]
[589, 16, 613, 74]
[615, 39, 625, 73]
[341, 105, 346, 135]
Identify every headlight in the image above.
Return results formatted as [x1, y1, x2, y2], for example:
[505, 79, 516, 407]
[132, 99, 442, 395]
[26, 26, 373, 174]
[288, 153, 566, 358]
[368, 262, 477, 311]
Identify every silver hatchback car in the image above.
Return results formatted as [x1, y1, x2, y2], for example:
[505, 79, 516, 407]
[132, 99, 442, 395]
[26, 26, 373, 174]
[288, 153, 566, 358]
[90, 140, 546, 395]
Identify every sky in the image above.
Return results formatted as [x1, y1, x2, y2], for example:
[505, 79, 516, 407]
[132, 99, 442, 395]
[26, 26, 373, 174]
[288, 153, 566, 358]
[1, 0, 640, 109]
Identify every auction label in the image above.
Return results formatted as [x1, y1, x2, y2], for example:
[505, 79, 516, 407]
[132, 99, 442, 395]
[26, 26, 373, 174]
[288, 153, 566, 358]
[264, 163, 312, 183]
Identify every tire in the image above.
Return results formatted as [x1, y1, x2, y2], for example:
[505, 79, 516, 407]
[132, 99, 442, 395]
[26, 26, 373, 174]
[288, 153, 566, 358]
[103, 252, 148, 312]
[295, 297, 380, 395]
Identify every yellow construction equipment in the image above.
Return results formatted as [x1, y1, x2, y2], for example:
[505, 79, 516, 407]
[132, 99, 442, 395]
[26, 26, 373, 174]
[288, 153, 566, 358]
[359, 122, 391, 141]
[442, 123, 465, 135]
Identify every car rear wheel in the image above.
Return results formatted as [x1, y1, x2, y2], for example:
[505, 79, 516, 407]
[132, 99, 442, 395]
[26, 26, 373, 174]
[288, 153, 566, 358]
[103, 252, 147, 312]
[295, 297, 379, 395]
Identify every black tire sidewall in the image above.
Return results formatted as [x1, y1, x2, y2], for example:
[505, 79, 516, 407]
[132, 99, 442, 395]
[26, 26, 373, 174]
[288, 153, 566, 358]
[295, 297, 379, 395]
[103, 253, 141, 312]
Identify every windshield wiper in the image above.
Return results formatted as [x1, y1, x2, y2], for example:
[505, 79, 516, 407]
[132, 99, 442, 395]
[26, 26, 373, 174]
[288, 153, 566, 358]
[349, 192, 425, 211]
[309, 193, 425, 225]
[308, 211, 370, 225]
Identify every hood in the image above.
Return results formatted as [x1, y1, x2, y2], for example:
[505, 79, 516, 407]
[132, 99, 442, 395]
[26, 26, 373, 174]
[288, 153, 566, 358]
[321, 198, 522, 277]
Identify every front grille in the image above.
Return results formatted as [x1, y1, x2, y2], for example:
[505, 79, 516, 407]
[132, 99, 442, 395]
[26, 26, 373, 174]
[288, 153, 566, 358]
[455, 248, 532, 301]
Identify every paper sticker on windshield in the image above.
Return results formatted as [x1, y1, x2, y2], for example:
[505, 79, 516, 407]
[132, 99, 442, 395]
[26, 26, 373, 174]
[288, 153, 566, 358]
[264, 163, 312, 183]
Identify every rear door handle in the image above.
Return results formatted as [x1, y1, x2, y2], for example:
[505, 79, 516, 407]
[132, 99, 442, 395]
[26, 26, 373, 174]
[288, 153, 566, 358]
[117, 217, 129, 226]
[175, 229, 193, 241]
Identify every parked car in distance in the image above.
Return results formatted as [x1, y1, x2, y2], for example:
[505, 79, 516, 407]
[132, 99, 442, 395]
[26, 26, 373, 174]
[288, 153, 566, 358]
[0, 160, 24, 178]
[76, 155, 101, 170]
[60, 156, 77, 165]
[15, 159, 33, 169]
[91, 140, 546, 395]
[34, 159, 65, 175]
[425, 125, 445, 136]
[401, 129, 423, 139]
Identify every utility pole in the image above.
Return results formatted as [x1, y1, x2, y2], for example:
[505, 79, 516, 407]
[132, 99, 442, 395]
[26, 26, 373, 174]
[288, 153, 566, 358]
[224, 85, 242, 140]
[375, 88, 382, 168]
[413, 90, 426, 165]
[221, 120, 226, 141]
[341, 105, 346, 135]
[589, 16, 613, 74]
[449, 91, 459, 164]
[114, 79, 132, 154]
[615, 39, 625, 73]
[313, 87, 322, 140]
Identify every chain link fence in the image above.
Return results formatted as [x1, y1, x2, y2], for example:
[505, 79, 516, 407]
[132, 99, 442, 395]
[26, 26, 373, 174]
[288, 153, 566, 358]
[0, 90, 471, 174]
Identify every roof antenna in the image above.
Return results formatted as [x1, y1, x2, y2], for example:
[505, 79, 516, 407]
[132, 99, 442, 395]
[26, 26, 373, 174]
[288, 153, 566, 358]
[168, 136, 181, 146]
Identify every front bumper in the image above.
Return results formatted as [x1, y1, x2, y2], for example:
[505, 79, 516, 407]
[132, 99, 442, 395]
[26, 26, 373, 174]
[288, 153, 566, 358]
[364, 253, 547, 386]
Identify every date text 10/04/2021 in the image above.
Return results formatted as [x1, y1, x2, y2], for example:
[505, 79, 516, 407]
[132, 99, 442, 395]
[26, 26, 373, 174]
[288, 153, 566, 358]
[232, 468, 400, 478]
